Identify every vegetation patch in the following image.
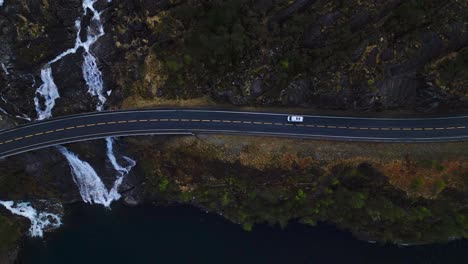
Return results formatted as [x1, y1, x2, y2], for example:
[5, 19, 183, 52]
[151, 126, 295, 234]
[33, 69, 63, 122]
[124, 136, 468, 244]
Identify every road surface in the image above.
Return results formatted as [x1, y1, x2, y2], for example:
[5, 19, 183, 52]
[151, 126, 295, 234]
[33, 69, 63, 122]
[0, 109, 466, 158]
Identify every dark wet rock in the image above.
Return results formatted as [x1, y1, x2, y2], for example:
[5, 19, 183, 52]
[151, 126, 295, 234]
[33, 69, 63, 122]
[303, 25, 323, 49]
[250, 79, 265, 98]
[350, 10, 372, 33]
[303, 11, 341, 49]
[270, 0, 315, 25]
[366, 47, 379, 67]
[351, 42, 368, 62]
[253, 0, 275, 13]
[381, 48, 393, 62]
[51, 52, 97, 115]
[280, 79, 312, 106]
[378, 76, 422, 108]
[123, 195, 139, 206]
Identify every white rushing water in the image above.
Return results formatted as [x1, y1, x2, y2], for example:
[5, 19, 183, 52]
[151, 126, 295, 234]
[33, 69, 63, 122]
[0, 0, 133, 239]
[58, 141, 135, 208]
[34, 0, 110, 119]
[0, 201, 62, 238]
[34, 67, 60, 120]
[30, 0, 134, 209]
[83, 52, 106, 111]
[105, 138, 136, 199]
[58, 146, 117, 207]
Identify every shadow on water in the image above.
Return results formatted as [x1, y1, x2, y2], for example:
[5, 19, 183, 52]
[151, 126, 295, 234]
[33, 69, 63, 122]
[19, 203, 468, 264]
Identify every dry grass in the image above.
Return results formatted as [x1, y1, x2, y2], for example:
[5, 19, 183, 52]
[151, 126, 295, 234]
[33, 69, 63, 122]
[125, 134, 468, 198]
[120, 95, 218, 109]
[199, 135, 468, 197]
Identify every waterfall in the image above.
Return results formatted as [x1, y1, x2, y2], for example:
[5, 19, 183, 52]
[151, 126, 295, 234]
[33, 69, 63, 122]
[83, 52, 106, 111]
[34, 67, 60, 120]
[34, 0, 110, 118]
[29, 0, 134, 209]
[56, 140, 135, 208]
[0, 201, 62, 238]
[105, 137, 136, 198]
[58, 146, 117, 207]
[81, 0, 109, 111]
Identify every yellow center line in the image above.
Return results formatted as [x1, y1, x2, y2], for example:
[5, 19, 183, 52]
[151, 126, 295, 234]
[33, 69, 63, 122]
[2, 116, 464, 148]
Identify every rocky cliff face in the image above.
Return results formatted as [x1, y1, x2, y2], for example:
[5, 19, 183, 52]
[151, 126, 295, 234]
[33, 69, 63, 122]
[0, 0, 468, 262]
[103, 0, 468, 112]
[0, 0, 467, 118]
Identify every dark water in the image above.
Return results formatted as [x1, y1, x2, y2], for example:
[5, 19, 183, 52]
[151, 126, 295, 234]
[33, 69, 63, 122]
[19, 203, 468, 264]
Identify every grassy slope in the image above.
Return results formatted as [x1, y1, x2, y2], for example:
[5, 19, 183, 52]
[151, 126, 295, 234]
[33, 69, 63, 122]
[123, 135, 468, 244]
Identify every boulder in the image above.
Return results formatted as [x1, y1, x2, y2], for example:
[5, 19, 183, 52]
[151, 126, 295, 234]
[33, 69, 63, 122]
[280, 79, 312, 106]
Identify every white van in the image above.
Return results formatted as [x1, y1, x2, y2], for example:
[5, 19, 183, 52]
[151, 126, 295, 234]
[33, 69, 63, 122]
[287, 115, 304, 123]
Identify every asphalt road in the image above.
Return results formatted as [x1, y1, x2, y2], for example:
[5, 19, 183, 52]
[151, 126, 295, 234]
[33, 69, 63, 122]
[0, 109, 467, 158]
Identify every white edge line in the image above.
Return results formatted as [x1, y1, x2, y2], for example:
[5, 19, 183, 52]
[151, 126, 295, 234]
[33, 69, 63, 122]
[1, 129, 468, 158]
[1, 109, 467, 137]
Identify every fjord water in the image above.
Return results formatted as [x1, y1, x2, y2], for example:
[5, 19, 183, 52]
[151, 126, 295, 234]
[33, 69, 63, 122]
[19, 204, 468, 264]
